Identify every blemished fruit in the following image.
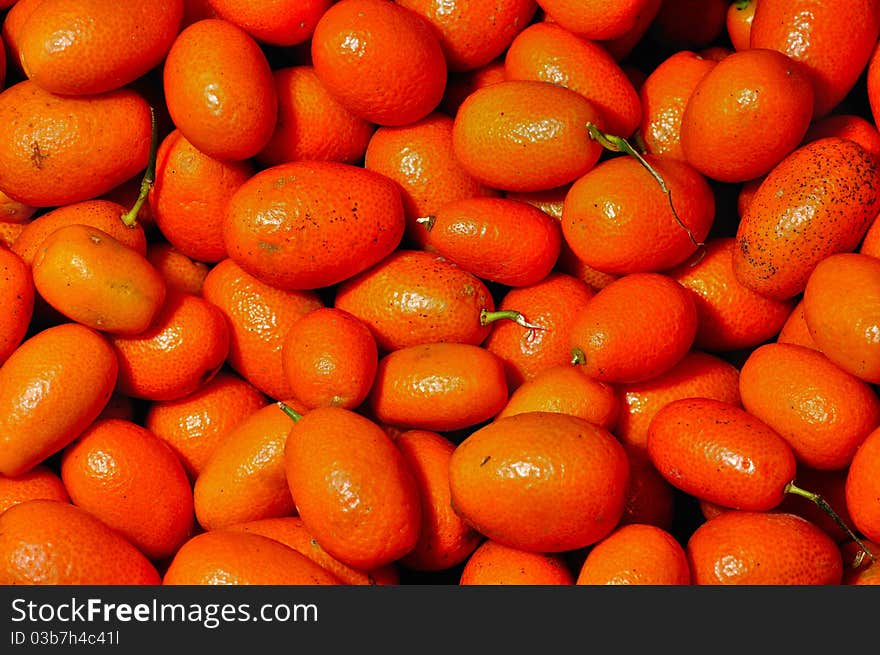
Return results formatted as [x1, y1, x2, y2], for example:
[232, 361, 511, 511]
[0, 81, 153, 207]
[223, 160, 405, 291]
[733, 137, 880, 301]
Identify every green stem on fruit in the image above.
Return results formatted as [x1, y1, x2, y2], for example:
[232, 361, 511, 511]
[688, 244, 708, 267]
[416, 215, 436, 231]
[120, 105, 159, 228]
[850, 549, 869, 570]
[480, 308, 543, 331]
[570, 347, 586, 366]
[784, 480, 875, 566]
[631, 129, 649, 155]
[586, 122, 703, 249]
[735, 0, 752, 10]
[277, 401, 303, 422]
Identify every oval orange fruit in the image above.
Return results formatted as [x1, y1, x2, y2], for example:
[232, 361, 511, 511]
[31, 224, 166, 336]
[687, 510, 843, 585]
[733, 138, 880, 300]
[568, 272, 698, 384]
[0, 323, 117, 477]
[284, 405, 422, 571]
[369, 342, 508, 432]
[61, 418, 194, 561]
[18, 0, 183, 95]
[0, 81, 152, 207]
[0, 499, 160, 585]
[223, 161, 405, 291]
[449, 411, 630, 552]
[452, 79, 605, 193]
[311, 0, 447, 126]
[163, 17, 277, 161]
